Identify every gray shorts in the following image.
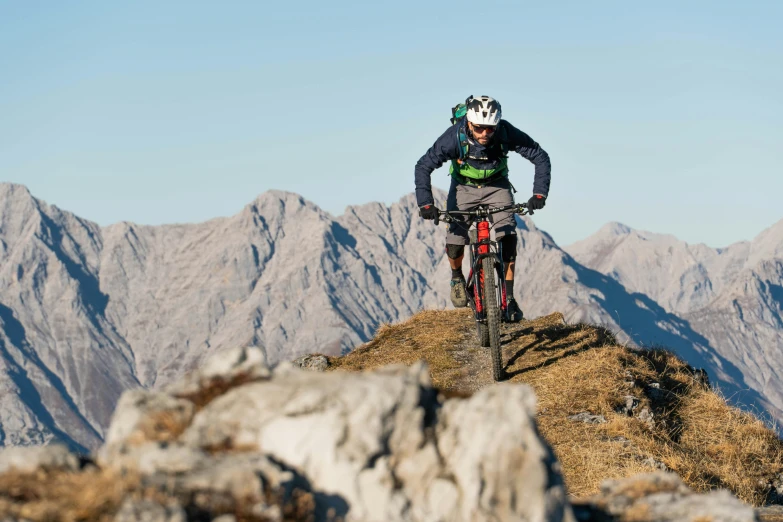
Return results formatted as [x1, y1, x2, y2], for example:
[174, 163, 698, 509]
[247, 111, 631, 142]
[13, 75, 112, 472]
[445, 176, 516, 245]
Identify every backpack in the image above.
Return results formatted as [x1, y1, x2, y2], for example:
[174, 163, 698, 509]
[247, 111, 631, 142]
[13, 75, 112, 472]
[450, 102, 468, 125]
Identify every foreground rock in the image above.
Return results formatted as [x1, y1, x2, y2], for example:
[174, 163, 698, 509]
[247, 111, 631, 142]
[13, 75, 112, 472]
[1, 343, 770, 521]
[0, 345, 573, 522]
[0, 444, 80, 474]
[574, 472, 755, 521]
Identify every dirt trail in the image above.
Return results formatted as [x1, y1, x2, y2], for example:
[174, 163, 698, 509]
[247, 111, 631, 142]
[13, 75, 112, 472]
[329, 308, 607, 394]
[445, 317, 535, 393]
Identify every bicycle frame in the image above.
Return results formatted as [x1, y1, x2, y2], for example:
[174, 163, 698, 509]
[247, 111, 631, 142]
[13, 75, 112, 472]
[438, 202, 528, 324]
[436, 202, 530, 380]
[464, 220, 507, 319]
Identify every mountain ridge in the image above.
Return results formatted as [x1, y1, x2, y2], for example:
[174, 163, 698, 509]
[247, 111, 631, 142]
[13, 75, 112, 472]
[0, 182, 780, 449]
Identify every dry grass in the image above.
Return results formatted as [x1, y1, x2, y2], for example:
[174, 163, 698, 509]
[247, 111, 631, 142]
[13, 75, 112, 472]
[136, 409, 193, 443]
[174, 371, 266, 412]
[0, 468, 142, 522]
[0, 466, 318, 522]
[328, 309, 475, 389]
[328, 309, 783, 507]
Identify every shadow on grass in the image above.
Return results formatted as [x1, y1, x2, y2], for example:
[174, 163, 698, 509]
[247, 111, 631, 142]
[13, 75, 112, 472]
[505, 344, 594, 378]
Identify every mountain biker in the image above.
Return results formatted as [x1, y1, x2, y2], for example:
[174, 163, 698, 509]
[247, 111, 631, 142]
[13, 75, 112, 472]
[414, 95, 551, 322]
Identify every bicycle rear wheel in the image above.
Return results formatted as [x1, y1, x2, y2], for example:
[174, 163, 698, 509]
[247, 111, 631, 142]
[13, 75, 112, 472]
[482, 256, 503, 381]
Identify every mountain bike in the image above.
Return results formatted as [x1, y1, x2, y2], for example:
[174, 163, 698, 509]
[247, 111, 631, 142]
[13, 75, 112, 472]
[436, 203, 530, 381]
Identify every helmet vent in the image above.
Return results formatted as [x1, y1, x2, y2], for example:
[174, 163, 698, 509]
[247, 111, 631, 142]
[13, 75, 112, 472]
[465, 95, 502, 126]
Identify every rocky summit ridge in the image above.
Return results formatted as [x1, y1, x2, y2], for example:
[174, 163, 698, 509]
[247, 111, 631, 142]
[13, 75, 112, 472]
[0, 182, 782, 452]
[1, 312, 782, 521]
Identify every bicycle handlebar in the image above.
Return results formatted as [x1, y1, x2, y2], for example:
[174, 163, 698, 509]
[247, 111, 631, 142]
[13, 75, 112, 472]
[435, 202, 530, 225]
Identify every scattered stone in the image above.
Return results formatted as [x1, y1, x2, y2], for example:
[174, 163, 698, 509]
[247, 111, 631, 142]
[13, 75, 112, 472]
[765, 472, 783, 504]
[637, 407, 655, 428]
[292, 354, 329, 372]
[97, 391, 195, 467]
[114, 499, 186, 522]
[640, 456, 668, 471]
[0, 444, 80, 474]
[164, 345, 271, 398]
[608, 436, 631, 445]
[690, 367, 711, 389]
[583, 472, 755, 521]
[105, 442, 209, 475]
[568, 412, 607, 424]
[757, 505, 783, 522]
[647, 382, 667, 401]
[616, 395, 640, 416]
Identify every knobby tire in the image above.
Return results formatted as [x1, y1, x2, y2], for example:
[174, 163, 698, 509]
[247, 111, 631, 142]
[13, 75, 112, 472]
[482, 256, 503, 381]
[471, 248, 490, 347]
[477, 320, 490, 347]
[476, 266, 490, 347]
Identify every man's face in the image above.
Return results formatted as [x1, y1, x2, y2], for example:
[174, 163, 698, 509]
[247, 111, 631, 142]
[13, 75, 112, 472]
[468, 122, 496, 146]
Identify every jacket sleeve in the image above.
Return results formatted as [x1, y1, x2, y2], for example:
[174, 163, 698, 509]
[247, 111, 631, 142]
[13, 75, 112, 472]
[414, 124, 461, 207]
[502, 121, 552, 197]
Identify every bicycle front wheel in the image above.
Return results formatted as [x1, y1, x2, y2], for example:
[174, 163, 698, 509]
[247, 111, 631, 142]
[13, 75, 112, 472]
[482, 256, 503, 381]
[471, 246, 490, 347]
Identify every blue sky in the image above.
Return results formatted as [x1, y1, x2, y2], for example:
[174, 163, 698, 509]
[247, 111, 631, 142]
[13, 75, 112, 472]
[1, 1, 781, 247]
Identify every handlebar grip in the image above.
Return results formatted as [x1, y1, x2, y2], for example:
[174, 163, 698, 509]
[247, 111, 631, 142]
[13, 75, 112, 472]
[434, 212, 439, 226]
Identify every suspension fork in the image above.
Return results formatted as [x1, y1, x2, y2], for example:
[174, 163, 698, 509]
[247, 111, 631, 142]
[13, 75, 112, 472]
[477, 221, 509, 313]
[498, 250, 507, 312]
[475, 221, 491, 314]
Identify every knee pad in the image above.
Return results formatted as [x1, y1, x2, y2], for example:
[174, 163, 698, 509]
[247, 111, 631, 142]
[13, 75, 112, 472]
[499, 235, 518, 262]
[446, 243, 465, 260]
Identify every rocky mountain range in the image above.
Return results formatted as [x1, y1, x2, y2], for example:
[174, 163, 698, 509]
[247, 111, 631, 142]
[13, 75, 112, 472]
[0, 182, 780, 450]
[566, 222, 783, 426]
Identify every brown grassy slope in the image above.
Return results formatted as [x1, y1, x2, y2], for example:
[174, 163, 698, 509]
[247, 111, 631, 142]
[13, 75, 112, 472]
[0, 463, 315, 522]
[328, 309, 783, 506]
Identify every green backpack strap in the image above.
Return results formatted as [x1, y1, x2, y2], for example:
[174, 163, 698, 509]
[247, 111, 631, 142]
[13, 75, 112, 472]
[450, 131, 469, 177]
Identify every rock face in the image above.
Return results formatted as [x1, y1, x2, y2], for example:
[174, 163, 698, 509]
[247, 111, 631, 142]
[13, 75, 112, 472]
[95, 347, 574, 522]
[0, 181, 781, 449]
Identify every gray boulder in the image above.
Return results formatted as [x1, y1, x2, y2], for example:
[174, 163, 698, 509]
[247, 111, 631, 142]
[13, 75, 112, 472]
[578, 472, 755, 522]
[0, 444, 79, 474]
[99, 346, 573, 522]
[292, 354, 329, 372]
[113, 499, 186, 522]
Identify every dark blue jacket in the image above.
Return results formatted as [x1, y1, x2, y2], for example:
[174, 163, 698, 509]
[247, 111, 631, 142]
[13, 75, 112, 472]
[414, 119, 551, 207]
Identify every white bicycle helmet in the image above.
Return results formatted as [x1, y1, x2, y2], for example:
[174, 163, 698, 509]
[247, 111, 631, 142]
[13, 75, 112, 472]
[465, 95, 502, 126]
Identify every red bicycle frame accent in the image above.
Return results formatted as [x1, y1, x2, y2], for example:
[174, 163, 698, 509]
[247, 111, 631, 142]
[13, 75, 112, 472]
[477, 221, 490, 254]
[472, 221, 490, 314]
[468, 220, 509, 315]
[439, 203, 530, 324]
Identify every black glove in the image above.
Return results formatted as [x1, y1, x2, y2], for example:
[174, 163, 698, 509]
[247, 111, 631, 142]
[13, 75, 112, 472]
[527, 194, 546, 211]
[419, 204, 439, 221]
